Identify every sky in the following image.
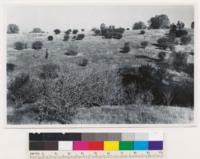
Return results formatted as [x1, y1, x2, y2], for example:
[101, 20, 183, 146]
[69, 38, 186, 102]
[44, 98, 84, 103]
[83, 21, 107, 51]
[6, 5, 194, 32]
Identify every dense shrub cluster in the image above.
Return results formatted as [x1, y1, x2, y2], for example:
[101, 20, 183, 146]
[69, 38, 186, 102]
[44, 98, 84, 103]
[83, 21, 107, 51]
[32, 41, 43, 50]
[180, 35, 191, 45]
[14, 42, 27, 50]
[148, 14, 170, 29]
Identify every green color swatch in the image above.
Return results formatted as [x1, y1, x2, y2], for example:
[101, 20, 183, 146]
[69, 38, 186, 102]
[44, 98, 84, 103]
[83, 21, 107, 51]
[119, 141, 133, 150]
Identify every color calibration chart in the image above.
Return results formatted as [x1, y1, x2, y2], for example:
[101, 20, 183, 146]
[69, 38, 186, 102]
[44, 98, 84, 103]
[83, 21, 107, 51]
[29, 132, 164, 159]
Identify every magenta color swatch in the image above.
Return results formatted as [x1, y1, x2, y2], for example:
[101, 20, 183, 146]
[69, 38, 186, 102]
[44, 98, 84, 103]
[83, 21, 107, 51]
[73, 141, 89, 150]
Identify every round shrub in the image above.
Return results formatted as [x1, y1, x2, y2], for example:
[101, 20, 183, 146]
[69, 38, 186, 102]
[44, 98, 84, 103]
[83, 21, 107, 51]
[31, 28, 43, 33]
[133, 21, 147, 30]
[157, 37, 171, 50]
[141, 41, 148, 49]
[72, 29, 78, 34]
[14, 42, 27, 50]
[47, 35, 53, 41]
[158, 52, 166, 61]
[76, 34, 85, 40]
[81, 29, 85, 31]
[126, 28, 130, 30]
[54, 29, 61, 34]
[181, 35, 191, 45]
[140, 30, 145, 34]
[32, 41, 43, 50]
[39, 63, 60, 79]
[175, 29, 188, 37]
[7, 24, 19, 34]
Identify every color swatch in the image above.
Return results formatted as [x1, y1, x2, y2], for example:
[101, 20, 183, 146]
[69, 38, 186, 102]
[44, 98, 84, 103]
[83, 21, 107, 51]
[29, 133, 163, 151]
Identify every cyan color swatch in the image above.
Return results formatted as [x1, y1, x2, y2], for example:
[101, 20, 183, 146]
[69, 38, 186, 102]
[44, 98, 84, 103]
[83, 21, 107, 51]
[134, 141, 148, 150]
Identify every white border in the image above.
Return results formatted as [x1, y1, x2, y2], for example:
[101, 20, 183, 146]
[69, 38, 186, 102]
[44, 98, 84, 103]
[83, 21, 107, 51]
[2, 1, 198, 129]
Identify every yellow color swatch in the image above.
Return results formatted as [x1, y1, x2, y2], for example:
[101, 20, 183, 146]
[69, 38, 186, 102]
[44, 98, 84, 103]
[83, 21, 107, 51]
[104, 141, 119, 150]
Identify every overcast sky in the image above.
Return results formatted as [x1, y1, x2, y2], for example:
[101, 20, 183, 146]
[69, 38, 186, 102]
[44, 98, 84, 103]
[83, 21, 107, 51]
[6, 5, 194, 32]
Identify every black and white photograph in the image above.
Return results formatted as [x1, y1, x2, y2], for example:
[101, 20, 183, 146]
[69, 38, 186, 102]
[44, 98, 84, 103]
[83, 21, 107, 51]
[6, 5, 194, 125]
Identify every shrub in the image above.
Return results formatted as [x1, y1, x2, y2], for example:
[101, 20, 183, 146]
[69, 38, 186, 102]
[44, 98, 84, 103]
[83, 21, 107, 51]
[181, 35, 191, 45]
[148, 14, 170, 29]
[120, 42, 130, 53]
[112, 32, 123, 39]
[126, 28, 130, 30]
[81, 29, 85, 31]
[31, 28, 43, 33]
[157, 37, 172, 50]
[175, 29, 188, 37]
[191, 21, 194, 29]
[158, 52, 166, 61]
[47, 35, 53, 41]
[76, 34, 85, 40]
[176, 21, 185, 30]
[8, 73, 42, 106]
[7, 24, 19, 34]
[171, 52, 188, 70]
[141, 41, 148, 49]
[54, 29, 61, 34]
[63, 34, 70, 41]
[32, 41, 43, 50]
[114, 27, 125, 34]
[78, 58, 88, 66]
[14, 42, 27, 50]
[39, 63, 60, 79]
[140, 30, 145, 34]
[72, 29, 78, 34]
[65, 29, 71, 34]
[7, 63, 15, 72]
[133, 21, 147, 30]
[65, 50, 78, 56]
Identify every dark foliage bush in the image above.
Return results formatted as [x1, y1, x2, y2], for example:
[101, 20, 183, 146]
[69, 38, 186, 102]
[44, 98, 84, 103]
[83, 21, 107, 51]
[63, 34, 70, 41]
[14, 42, 27, 50]
[32, 28, 43, 33]
[191, 21, 194, 29]
[39, 63, 60, 79]
[126, 28, 130, 30]
[78, 58, 88, 66]
[94, 29, 101, 36]
[47, 35, 53, 41]
[171, 52, 188, 71]
[72, 29, 78, 34]
[120, 42, 130, 53]
[54, 29, 61, 34]
[64, 50, 78, 56]
[181, 35, 192, 45]
[158, 52, 166, 61]
[7, 63, 15, 72]
[76, 34, 85, 40]
[114, 27, 125, 34]
[65, 29, 71, 34]
[103, 32, 123, 39]
[7, 24, 19, 34]
[176, 21, 185, 30]
[175, 29, 188, 37]
[32, 41, 43, 50]
[8, 73, 42, 106]
[156, 37, 172, 50]
[133, 21, 147, 30]
[140, 30, 145, 34]
[81, 29, 85, 31]
[141, 41, 148, 49]
[148, 14, 170, 29]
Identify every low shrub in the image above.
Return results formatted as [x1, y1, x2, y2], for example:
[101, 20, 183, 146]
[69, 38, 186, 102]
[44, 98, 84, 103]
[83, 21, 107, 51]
[76, 34, 85, 40]
[32, 41, 43, 50]
[181, 35, 192, 45]
[63, 34, 70, 41]
[158, 52, 166, 61]
[126, 28, 130, 30]
[14, 41, 27, 50]
[175, 29, 188, 37]
[81, 29, 85, 31]
[171, 52, 188, 71]
[72, 29, 78, 34]
[7, 63, 15, 72]
[65, 29, 71, 34]
[140, 30, 145, 34]
[54, 29, 61, 34]
[78, 58, 88, 66]
[120, 42, 130, 53]
[157, 37, 172, 50]
[64, 50, 78, 56]
[47, 35, 53, 41]
[141, 41, 148, 49]
[39, 63, 60, 79]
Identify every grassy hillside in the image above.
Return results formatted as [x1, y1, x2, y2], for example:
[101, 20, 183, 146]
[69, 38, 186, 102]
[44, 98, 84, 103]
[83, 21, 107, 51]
[7, 29, 194, 124]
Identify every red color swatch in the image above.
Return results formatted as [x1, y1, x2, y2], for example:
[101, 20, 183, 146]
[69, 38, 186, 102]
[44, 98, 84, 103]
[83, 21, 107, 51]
[88, 141, 104, 150]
